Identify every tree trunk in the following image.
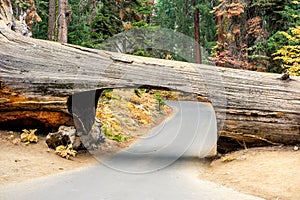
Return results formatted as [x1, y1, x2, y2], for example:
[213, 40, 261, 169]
[0, 0, 13, 28]
[58, 0, 68, 43]
[0, 3, 299, 149]
[47, 0, 56, 41]
[216, 15, 225, 67]
[193, 0, 202, 64]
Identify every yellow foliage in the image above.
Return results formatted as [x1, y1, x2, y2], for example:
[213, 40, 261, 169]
[55, 144, 77, 160]
[96, 89, 169, 142]
[291, 26, 300, 37]
[127, 102, 151, 125]
[20, 129, 38, 144]
[272, 26, 300, 76]
[292, 0, 300, 4]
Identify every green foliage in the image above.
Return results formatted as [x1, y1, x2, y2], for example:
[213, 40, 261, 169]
[103, 126, 128, 142]
[32, 0, 153, 47]
[101, 89, 114, 100]
[67, 0, 95, 47]
[89, 1, 122, 45]
[250, 0, 287, 33]
[132, 20, 149, 28]
[12, 0, 32, 12]
[212, 0, 300, 72]
[267, 0, 300, 73]
[137, 88, 148, 95]
[195, 2, 217, 52]
[32, 0, 48, 40]
[132, 49, 152, 57]
[29, 0, 300, 75]
[154, 0, 177, 29]
[281, 0, 300, 27]
[154, 91, 166, 111]
[154, 0, 216, 53]
[267, 32, 288, 53]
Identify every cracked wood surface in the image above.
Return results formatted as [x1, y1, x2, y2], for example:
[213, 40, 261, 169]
[0, 15, 299, 145]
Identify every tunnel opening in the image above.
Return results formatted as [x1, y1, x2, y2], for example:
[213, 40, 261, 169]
[65, 87, 217, 154]
[0, 118, 54, 135]
[67, 86, 211, 134]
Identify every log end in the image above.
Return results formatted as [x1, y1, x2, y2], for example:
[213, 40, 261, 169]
[0, 87, 73, 133]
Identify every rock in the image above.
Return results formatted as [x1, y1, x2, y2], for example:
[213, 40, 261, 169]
[46, 126, 80, 150]
[294, 146, 299, 151]
[46, 118, 106, 151]
[7, 134, 14, 141]
[12, 138, 21, 145]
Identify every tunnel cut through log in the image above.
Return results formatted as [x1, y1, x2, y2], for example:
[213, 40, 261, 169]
[0, 1, 299, 151]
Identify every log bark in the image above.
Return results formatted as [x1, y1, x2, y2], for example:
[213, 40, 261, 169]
[0, 5, 299, 147]
[0, 0, 13, 28]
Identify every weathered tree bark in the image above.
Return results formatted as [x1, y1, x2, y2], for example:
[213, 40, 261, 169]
[58, 0, 68, 43]
[47, 0, 56, 41]
[0, 0, 13, 28]
[0, 3, 299, 149]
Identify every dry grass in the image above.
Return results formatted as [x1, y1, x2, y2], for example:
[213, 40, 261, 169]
[96, 88, 169, 142]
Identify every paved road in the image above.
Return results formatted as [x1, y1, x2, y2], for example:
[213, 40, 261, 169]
[0, 102, 263, 200]
[94, 101, 218, 173]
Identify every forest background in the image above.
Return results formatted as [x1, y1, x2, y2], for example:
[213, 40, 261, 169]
[12, 0, 300, 76]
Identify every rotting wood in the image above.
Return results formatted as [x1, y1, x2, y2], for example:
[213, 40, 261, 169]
[0, 3, 299, 148]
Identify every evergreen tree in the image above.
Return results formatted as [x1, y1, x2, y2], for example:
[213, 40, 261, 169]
[89, 0, 122, 45]
[154, 0, 216, 62]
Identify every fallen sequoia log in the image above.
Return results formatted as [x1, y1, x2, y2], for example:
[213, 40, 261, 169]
[0, 4, 299, 151]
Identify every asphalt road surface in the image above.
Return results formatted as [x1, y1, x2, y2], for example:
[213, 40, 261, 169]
[0, 102, 263, 200]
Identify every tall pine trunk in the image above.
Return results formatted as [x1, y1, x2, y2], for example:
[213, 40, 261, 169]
[47, 0, 56, 41]
[58, 0, 68, 43]
[193, 0, 202, 64]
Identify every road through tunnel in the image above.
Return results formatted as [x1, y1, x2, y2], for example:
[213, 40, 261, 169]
[65, 86, 218, 159]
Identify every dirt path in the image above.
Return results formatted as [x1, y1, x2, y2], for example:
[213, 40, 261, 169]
[200, 146, 300, 200]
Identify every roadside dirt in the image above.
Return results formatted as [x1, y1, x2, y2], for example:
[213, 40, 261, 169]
[200, 146, 300, 200]
[0, 130, 97, 186]
[1, 133, 300, 199]
[0, 88, 175, 186]
[0, 106, 172, 186]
